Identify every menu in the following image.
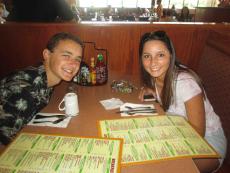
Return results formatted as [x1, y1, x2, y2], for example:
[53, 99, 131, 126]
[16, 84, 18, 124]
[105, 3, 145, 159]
[98, 115, 219, 165]
[0, 133, 123, 173]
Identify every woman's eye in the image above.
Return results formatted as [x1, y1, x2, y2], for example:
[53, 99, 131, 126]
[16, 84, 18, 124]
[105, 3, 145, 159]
[143, 54, 151, 59]
[158, 53, 164, 58]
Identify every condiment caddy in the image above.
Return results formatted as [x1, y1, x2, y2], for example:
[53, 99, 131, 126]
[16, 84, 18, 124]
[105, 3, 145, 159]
[73, 42, 108, 86]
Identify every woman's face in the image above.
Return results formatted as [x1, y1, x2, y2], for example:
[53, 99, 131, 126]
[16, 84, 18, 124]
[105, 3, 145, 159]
[142, 40, 171, 81]
[44, 39, 82, 85]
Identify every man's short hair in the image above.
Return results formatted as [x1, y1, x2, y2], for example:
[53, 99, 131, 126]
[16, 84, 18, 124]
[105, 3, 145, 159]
[46, 32, 83, 52]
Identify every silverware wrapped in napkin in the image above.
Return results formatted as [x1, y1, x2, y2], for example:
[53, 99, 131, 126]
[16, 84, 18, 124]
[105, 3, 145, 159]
[28, 112, 72, 128]
[119, 103, 157, 117]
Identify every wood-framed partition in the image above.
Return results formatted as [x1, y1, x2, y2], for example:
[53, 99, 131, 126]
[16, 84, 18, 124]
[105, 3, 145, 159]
[0, 22, 229, 78]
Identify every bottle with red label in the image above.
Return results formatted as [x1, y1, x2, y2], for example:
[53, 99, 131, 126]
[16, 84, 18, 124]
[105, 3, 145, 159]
[95, 53, 107, 84]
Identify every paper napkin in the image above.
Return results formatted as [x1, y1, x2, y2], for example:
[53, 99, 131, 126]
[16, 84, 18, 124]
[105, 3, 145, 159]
[100, 98, 124, 110]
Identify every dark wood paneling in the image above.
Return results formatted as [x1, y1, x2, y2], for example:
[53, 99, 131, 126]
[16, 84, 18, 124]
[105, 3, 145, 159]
[0, 22, 230, 78]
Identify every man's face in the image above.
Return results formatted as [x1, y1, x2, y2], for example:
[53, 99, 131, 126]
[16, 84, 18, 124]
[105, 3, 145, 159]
[44, 39, 82, 85]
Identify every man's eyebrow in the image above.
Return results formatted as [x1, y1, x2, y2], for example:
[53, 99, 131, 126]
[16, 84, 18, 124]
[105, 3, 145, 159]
[62, 50, 73, 55]
[61, 50, 82, 60]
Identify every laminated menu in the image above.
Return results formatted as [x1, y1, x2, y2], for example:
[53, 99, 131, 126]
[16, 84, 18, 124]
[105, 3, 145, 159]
[98, 115, 220, 166]
[0, 133, 123, 173]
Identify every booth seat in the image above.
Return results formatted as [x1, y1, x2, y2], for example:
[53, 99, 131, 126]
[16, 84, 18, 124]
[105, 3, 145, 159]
[196, 31, 230, 172]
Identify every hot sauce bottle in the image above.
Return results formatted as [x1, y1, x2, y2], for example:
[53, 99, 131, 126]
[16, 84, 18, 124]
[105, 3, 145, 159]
[95, 53, 106, 84]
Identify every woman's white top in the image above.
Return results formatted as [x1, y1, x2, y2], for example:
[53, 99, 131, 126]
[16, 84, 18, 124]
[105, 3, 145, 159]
[155, 72, 222, 136]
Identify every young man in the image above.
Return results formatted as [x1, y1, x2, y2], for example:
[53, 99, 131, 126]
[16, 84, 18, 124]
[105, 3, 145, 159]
[0, 32, 83, 145]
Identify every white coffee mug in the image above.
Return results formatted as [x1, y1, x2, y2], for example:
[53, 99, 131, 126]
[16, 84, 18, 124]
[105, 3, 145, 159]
[58, 92, 79, 116]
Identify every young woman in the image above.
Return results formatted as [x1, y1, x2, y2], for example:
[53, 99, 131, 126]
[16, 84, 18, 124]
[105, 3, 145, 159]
[138, 30, 227, 173]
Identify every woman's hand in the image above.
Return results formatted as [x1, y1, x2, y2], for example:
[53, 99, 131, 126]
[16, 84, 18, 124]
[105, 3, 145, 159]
[138, 87, 156, 102]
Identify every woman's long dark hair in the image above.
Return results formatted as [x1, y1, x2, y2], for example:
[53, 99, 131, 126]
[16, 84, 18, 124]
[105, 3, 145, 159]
[139, 30, 204, 111]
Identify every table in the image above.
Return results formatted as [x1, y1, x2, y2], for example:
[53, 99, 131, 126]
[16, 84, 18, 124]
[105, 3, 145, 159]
[0, 74, 200, 173]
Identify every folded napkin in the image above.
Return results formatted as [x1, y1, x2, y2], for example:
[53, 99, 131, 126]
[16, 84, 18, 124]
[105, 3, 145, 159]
[100, 98, 124, 110]
[28, 112, 72, 128]
[119, 103, 157, 117]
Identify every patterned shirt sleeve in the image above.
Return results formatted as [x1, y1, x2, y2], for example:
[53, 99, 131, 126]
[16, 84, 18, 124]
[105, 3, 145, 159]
[0, 65, 53, 145]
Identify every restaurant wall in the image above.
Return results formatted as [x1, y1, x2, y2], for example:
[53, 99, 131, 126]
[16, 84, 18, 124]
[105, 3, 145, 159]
[195, 7, 230, 23]
[0, 22, 229, 78]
